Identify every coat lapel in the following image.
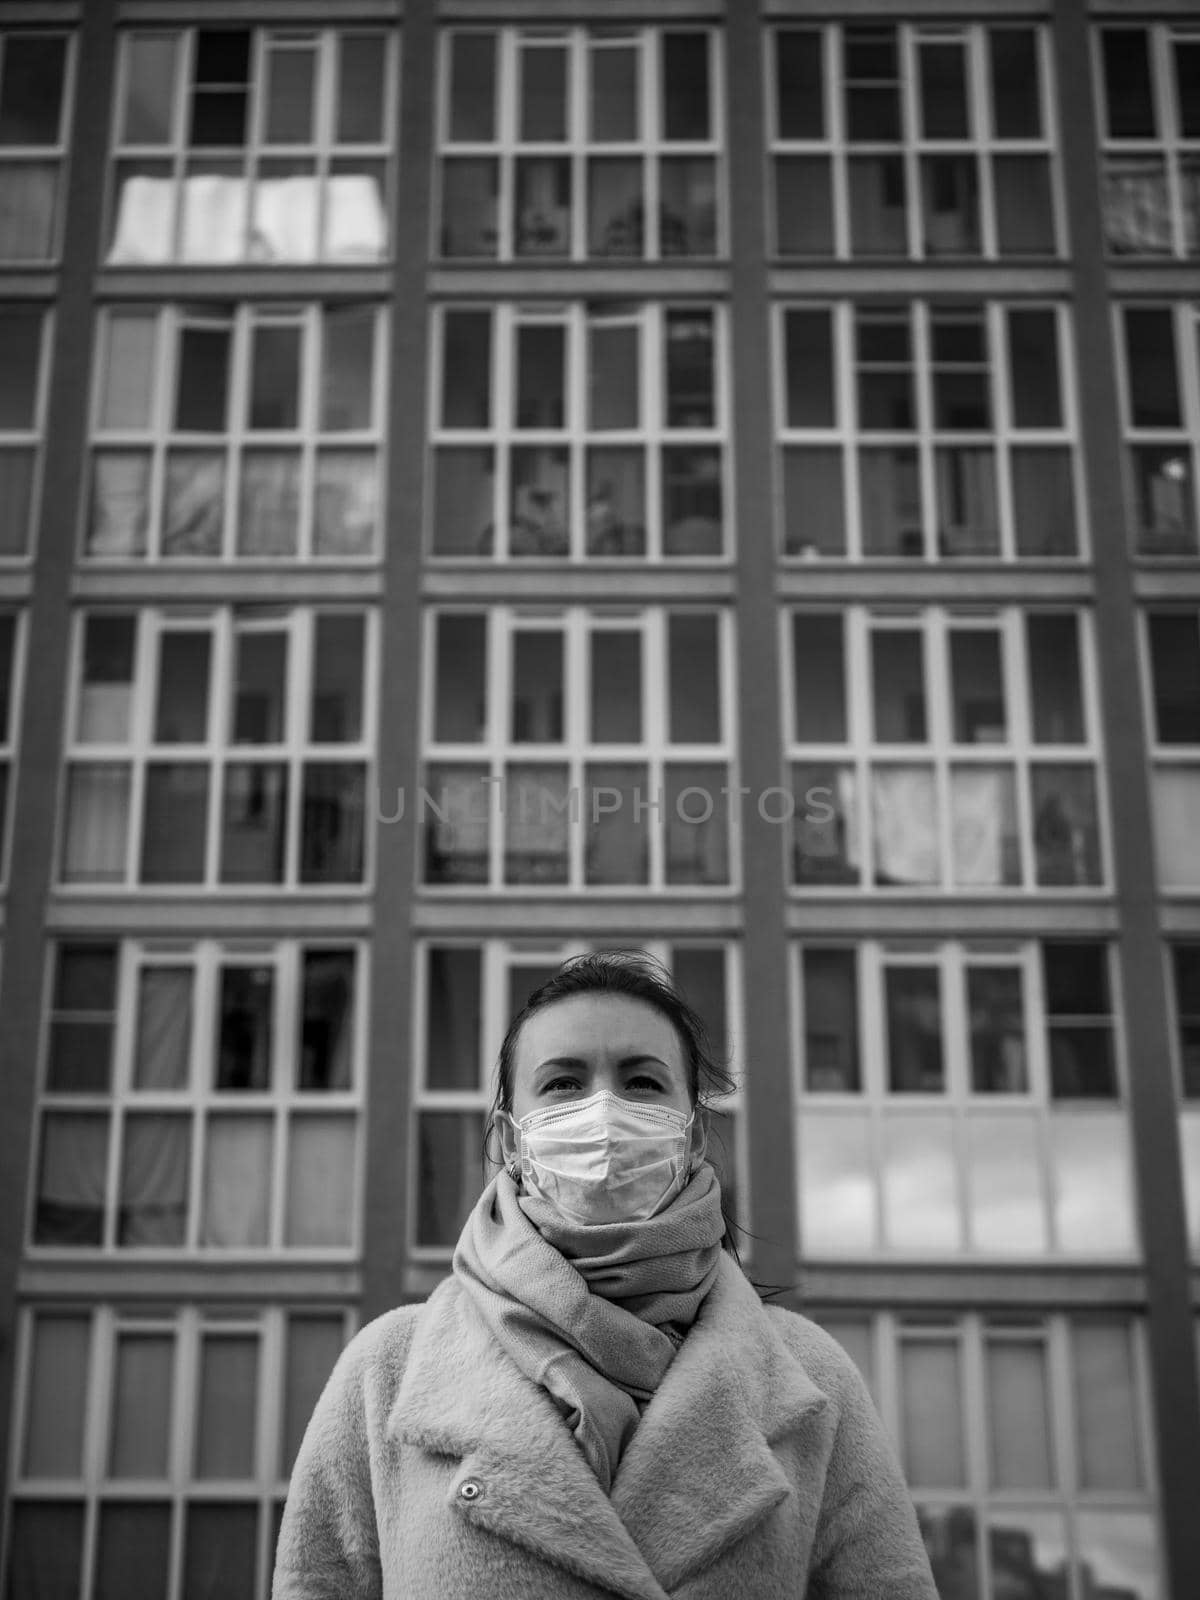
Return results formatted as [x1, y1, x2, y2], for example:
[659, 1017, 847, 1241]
[388, 1277, 673, 1600]
[609, 1259, 830, 1590]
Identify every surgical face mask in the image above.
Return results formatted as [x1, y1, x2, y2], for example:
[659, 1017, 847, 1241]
[515, 1089, 695, 1225]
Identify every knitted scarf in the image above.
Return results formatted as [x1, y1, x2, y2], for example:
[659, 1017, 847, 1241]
[452, 1163, 725, 1491]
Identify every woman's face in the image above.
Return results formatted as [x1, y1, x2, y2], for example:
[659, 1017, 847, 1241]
[496, 992, 700, 1164]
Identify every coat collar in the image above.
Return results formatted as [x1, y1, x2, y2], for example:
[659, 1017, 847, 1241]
[387, 1256, 828, 1600]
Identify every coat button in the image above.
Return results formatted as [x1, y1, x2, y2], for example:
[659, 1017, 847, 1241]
[458, 1478, 483, 1502]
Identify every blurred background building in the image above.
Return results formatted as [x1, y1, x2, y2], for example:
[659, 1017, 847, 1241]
[0, 1, 1197, 1595]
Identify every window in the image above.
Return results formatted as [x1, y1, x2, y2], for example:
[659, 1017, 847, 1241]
[795, 940, 1133, 1258]
[107, 28, 394, 265]
[437, 28, 721, 260]
[431, 301, 727, 560]
[87, 303, 385, 562]
[1117, 304, 1200, 556]
[1144, 610, 1200, 889]
[0, 609, 21, 874]
[811, 1312, 1159, 1600]
[0, 31, 71, 260]
[0, 304, 51, 557]
[31, 938, 364, 1251]
[769, 24, 1059, 260]
[1171, 944, 1200, 1257]
[777, 301, 1080, 561]
[411, 939, 742, 1253]
[59, 607, 373, 888]
[422, 606, 733, 890]
[786, 608, 1104, 892]
[1097, 24, 1200, 257]
[6, 1303, 352, 1600]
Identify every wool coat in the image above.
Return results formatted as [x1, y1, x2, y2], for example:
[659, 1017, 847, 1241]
[272, 1255, 938, 1600]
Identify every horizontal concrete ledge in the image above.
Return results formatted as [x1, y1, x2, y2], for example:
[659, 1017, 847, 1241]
[73, 568, 384, 604]
[423, 567, 736, 603]
[412, 897, 743, 935]
[784, 898, 1123, 937]
[790, 1263, 1149, 1310]
[428, 266, 729, 299]
[18, 1260, 363, 1302]
[97, 268, 394, 301]
[45, 897, 374, 935]
[770, 265, 1073, 297]
[777, 567, 1094, 603]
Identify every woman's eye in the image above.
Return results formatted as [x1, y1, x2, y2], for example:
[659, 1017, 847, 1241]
[543, 1075, 581, 1093]
[626, 1074, 664, 1092]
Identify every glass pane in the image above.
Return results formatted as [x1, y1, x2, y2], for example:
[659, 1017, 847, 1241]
[1148, 614, 1200, 742]
[1052, 1115, 1135, 1253]
[302, 762, 365, 883]
[590, 44, 637, 140]
[665, 763, 728, 885]
[1104, 158, 1172, 256]
[511, 631, 563, 743]
[439, 157, 498, 257]
[1131, 446, 1197, 553]
[283, 1317, 345, 1472]
[133, 967, 192, 1090]
[1102, 29, 1156, 138]
[919, 42, 969, 139]
[515, 157, 570, 257]
[792, 762, 860, 885]
[98, 313, 155, 430]
[510, 446, 569, 556]
[164, 451, 225, 556]
[265, 44, 314, 144]
[1074, 1512, 1159, 1600]
[140, 763, 208, 883]
[300, 949, 355, 1091]
[994, 154, 1056, 255]
[784, 309, 834, 429]
[1072, 1321, 1142, 1490]
[1176, 41, 1200, 139]
[311, 614, 364, 742]
[286, 1116, 355, 1245]
[79, 614, 136, 743]
[505, 764, 569, 885]
[915, 1505, 979, 1600]
[249, 324, 301, 430]
[936, 446, 999, 556]
[5, 1503, 84, 1600]
[195, 1335, 258, 1477]
[175, 325, 230, 432]
[118, 1113, 189, 1244]
[183, 1503, 258, 1600]
[659, 157, 717, 256]
[109, 1332, 173, 1476]
[190, 32, 250, 148]
[885, 967, 943, 1091]
[776, 31, 824, 138]
[669, 614, 719, 742]
[884, 1117, 959, 1249]
[803, 948, 859, 1091]
[449, 33, 496, 142]
[35, 1112, 108, 1243]
[950, 631, 1005, 743]
[966, 1115, 1045, 1251]
[774, 157, 834, 256]
[434, 615, 486, 741]
[588, 157, 644, 256]
[662, 34, 709, 141]
[121, 36, 178, 144]
[921, 156, 979, 256]
[798, 1112, 875, 1252]
[1008, 310, 1061, 427]
[416, 1109, 485, 1246]
[670, 945, 727, 1059]
[217, 965, 273, 1091]
[61, 765, 130, 883]
[585, 761, 648, 885]
[859, 446, 923, 556]
[23, 1314, 89, 1476]
[872, 632, 926, 742]
[94, 1503, 170, 1600]
[337, 35, 386, 144]
[591, 631, 642, 743]
[425, 946, 482, 1090]
[968, 967, 1026, 1092]
[782, 447, 844, 556]
[0, 447, 34, 554]
[520, 45, 566, 141]
[950, 765, 1019, 887]
[899, 1337, 966, 1484]
[1012, 448, 1077, 556]
[321, 307, 374, 432]
[1173, 946, 1200, 1098]
[588, 320, 639, 429]
[988, 1512, 1068, 1599]
[792, 615, 845, 741]
[155, 633, 211, 742]
[232, 633, 286, 743]
[1027, 615, 1084, 742]
[422, 764, 490, 884]
[0, 36, 66, 144]
[665, 310, 714, 427]
[986, 1337, 1052, 1486]
[313, 449, 377, 556]
[1124, 309, 1180, 426]
[1031, 765, 1101, 886]
[661, 446, 722, 554]
[433, 447, 493, 555]
[848, 156, 907, 255]
[238, 449, 301, 555]
[442, 311, 491, 428]
[47, 944, 117, 1093]
[845, 29, 900, 142]
[201, 1115, 272, 1245]
[586, 448, 644, 555]
[990, 29, 1041, 138]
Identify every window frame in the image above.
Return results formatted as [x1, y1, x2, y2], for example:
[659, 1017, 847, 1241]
[1114, 301, 1200, 558]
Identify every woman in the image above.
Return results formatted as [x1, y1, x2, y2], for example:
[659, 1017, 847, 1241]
[273, 952, 937, 1599]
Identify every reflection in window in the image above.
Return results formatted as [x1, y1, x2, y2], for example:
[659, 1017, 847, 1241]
[0, 33, 69, 260]
[1099, 26, 1200, 259]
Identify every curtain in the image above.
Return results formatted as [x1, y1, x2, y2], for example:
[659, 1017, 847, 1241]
[88, 453, 150, 557]
[107, 174, 175, 264]
[584, 763, 647, 885]
[665, 765, 729, 885]
[36, 1114, 109, 1243]
[0, 448, 34, 555]
[163, 452, 225, 556]
[950, 766, 1017, 886]
[110, 1332, 174, 1477]
[61, 766, 129, 884]
[871, 765, 939, 885]
[325, 172, 387, 260]
[237, 451, 300, 556]
[285, 1116, 355, 1246]
[250, 173, 318, 261]
[180, 173, 247, 263]
[118, 1115, 189, 1244]
[0, 164, 57, 259]
[504, 764, 570, 884]
[313, 451, 377, 556]
[201, 1117, 272, 1246]
[985, 1337, 1053, 1488]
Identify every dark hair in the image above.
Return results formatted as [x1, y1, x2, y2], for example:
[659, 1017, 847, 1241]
[484, 949, 744, 1258]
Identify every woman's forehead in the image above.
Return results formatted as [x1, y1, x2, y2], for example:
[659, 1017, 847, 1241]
[515, 993, 685, 1067]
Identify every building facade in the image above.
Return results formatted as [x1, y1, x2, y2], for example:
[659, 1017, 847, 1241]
[0, 1, 1198, 1596]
